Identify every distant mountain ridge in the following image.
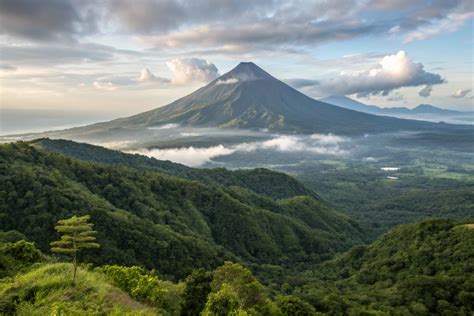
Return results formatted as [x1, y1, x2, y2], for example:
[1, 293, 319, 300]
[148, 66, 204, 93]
[320, 95, 470, 116]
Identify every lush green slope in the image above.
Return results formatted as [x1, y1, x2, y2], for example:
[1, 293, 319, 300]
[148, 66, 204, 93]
[292, 218, 474, 314]
[0, 255, 313, 316]
[0, 142, 363, 279]
[2, 219, 472, 315]
[0, 263, 159, 315]
[31, 138, 318, 200]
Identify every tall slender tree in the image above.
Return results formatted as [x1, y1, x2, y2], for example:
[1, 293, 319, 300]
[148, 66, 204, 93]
[50, 215, 100, 284]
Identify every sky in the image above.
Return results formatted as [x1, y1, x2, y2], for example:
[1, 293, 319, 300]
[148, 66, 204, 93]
[0, 0, 473, 125]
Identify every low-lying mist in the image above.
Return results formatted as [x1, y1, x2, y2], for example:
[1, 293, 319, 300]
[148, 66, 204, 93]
[119, 127, 350, 167]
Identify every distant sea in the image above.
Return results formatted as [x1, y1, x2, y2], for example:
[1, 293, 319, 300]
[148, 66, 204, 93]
[0, 108, 116, 135]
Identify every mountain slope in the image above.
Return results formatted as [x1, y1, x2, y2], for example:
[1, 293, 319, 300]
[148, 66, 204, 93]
[319, 95, 390, 113]
[30, 138, 318, 200]
[39, 62, 452, 139]
[321, 95, 467, 116]
[0, 263, 159, 315]
[412, 103, 464, 115]
[295, 218, 474, 314]
[0, 142, 364, 279]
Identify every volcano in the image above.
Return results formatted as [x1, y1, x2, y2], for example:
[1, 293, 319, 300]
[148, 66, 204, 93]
[90, 62, 448, 134]
[33, 62, 457, 138]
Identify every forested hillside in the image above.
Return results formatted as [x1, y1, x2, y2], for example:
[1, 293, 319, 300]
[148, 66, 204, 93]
[0, 142, 363, 279]
[1, 218, 472, 315]
[0, 241, 315, 315]
[291, 218, 474, 314]
[32, 138, 318, 200]
[1, 141, 472, 314]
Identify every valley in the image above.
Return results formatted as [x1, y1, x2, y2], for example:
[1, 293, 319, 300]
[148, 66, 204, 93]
[1, 139, 473, 315]
[1, 42, 473, 315]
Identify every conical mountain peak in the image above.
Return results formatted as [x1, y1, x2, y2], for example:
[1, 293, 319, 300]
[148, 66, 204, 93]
[217, 61, 274, 83]
[68, 62, 437, 135]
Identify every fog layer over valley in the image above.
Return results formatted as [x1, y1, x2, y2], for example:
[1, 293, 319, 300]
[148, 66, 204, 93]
[91, 125, 473, 237]
[124, 127, 348, 167]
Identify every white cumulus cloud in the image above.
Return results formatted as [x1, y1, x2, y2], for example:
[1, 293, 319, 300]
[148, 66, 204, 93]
[166, 58, 219, 85]
[293, 51, 445, 97]
[138, 67, 170, 83]
[451, 89, 472, 99]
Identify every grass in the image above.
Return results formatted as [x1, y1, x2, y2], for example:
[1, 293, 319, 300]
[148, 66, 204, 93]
[0, 263, 158, 315]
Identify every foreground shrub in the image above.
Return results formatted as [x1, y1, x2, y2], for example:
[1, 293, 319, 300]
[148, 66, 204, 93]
[98, 265, 183, 314]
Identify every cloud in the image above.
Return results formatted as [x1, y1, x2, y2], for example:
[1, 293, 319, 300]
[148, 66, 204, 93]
[132, 0, 365, 51]
[93, 140, 135, 149]
[260, 136, 305, 152]
[404, 10, 474, 43]
[107, 0, 184, 34]
[285, 79, 320, 89]
[418, 85, 433, 97]
[137, 68, 170, 83]
[386, 92, 405, 102]
[127, 133, 348, 167]
[149, 123, 180, 130]
[255, 135, 347, 155]
[133, 0, 473, 53]
[294, 51, 445, 97]
[0, 64, 17, 71]
[310, 133, 347, 144]
[2, 0, 472, 56]
[181, 132, 201, 137]
[0, 0, 99, 42]
[216, 78, 239, 85]
[363, 156, 378, 162]
[451, 89, 472, 99]
[130, 145, 235, 167]
[0, 43, 134, 66]
[93, 81, 117, 91]
[107, 0, 273, 34]
[166, 58, 219, 85]
[136, 21, 386, 53]
[367, 0, 422, 11]
[1, 0, 471, 109]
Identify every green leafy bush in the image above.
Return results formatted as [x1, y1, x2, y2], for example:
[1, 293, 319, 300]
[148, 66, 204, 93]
[202, 283, 242, 316]
[98, 265, 183, 314]
[0, 240, 44, 277]
[181, 268, 213, 316]
[275, 295, 316, 316]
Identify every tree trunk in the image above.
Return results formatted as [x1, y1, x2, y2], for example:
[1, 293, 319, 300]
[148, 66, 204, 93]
[73, 252, 77, 285]
[72, 236, 77, 285]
